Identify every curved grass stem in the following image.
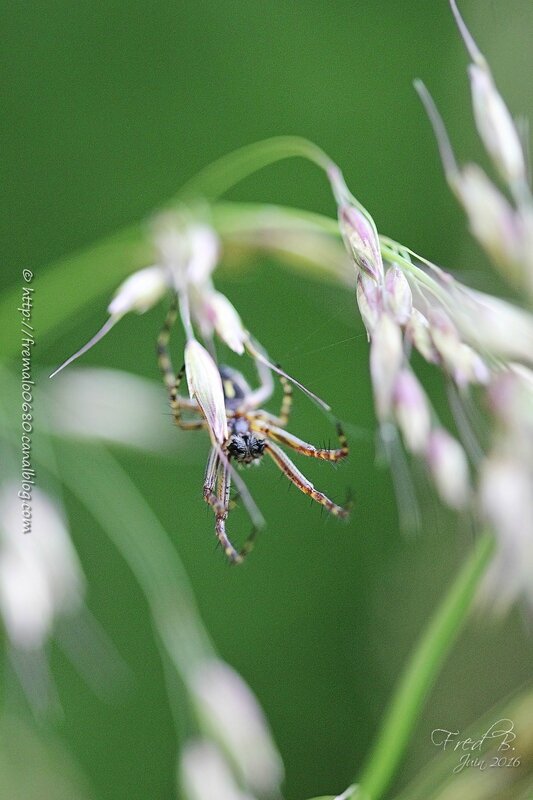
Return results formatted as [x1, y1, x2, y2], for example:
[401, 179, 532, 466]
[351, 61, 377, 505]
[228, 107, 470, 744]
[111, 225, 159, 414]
[354, 532, 495, 800]
[177, 135, 334, 202]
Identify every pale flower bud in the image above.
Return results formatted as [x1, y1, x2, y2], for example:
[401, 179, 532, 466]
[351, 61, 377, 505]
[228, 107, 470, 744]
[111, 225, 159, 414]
[384, 266, 412, 325]
[107, 266, 169, 317]
[197, 291, 247, 355]
[186, 225, 221, 286]
[179, 740, 255, 800]
[479, 454, 533, 612]
[51, 265, 171, 378]
[185, 340, 228, 444]
[154, 218, 220, 288]
[428, 309, 489, 387]
[339, 206, 384, 284]
[469, 64, 527, 188]
[451, 165, 522, 279]
[405, 309, 439, 364]
[0, 486, 85, 650]
[356, 273, 382, 336]
[370, 314, 404, 418]
[426, 429, 470, 510]
[450, 286, 533, 365]
[452, 343, 490, 388]
[392, 369, 431, 455]
[188, 660, 283, 795]
[487, 366, 533, 449]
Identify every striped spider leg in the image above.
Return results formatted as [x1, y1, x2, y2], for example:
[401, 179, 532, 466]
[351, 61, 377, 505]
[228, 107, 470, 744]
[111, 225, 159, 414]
[249, 415, 350, 518]
[157, 301, 206, 431]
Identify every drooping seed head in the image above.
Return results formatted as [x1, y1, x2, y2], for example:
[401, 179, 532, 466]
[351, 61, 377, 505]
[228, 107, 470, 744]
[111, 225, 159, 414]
[451, 165, 523, 280]
[370, 313, 404, 419]
[405, 309, 439, 364]
[392, 368, 431, 455]
[384, 266, 413, 326]
[339, 205, 384, 284]
[479, 454, 533, 613]
[0, 486, 85, 651]
[356, 273, 383, 336]
[184, 340, 228, 444]
[468, 64, 527, 189]
[450, 286, 533, 365]
[154, 216, 220, 289]
[426, 428, 471, 510]
[107, 265, 170, 317]
[428, 309, 489, 387]
[196, 290, 247, 355]
[179, 740, 255, 800]
[188, 659, 284, 795]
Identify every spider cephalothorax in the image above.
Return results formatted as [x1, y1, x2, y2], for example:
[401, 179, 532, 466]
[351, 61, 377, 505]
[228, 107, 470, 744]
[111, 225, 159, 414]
[226, 427, 266, 466]
[158, 304, 350, 563]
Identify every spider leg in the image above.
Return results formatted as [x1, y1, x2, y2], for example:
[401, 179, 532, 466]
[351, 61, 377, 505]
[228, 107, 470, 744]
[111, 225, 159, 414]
[238, 524, 260, 560]
[252, 419, 349, 462]
[250, 371, 293, 426]
[241, 354, 274, 411]
[213, 459, 244, 564]
[264, 441, 349, 518]
[275, 371, 293, 426]
[157, 301, 205, 430]
[203, 447, 226, 514]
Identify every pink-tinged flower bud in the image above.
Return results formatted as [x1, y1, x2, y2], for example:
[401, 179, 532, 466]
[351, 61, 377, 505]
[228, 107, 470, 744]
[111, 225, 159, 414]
[339, 205, 384, 284]
[356, 273, 383, 336]
[428, 309, 489, 387]
[370, 314, 404, 418]
[426, 429, 470, 510]
[384, 266, 412, 325]
[405, 309, 439, 364]
[198, 291, 246, 355]
[469, 64, 527, 189]
[451, 165, 522, 280]
[107, 266, 169, 317]
[184, 340, 228, 444]
[392, 369, 431, 455]
[452, 343, 490, 388]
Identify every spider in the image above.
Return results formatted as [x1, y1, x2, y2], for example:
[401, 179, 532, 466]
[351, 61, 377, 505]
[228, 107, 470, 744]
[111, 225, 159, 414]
[157, 303, 350, 563]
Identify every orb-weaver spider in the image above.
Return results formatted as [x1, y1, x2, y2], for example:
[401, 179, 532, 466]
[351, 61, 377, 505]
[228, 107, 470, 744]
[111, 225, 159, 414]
[157, 304, 350, 563]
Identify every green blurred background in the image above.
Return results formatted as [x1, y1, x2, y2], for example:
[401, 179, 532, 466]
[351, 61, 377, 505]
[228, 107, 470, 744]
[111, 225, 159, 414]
[2, 1, 533, 798]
